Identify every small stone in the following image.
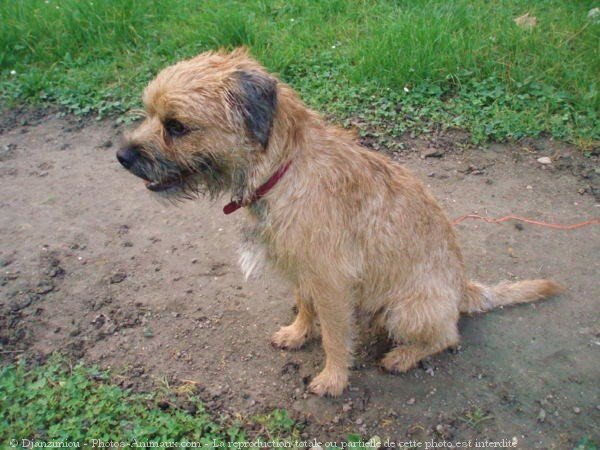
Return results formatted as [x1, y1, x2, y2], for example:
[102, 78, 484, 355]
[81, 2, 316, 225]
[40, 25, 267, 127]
[573, 407, 581, 414]
[435, 424, 453, 440]
[537, 156, 552, 165]
[0, 143, 16, 161]
[0, 257, 14, 267]
[423, 148, 445, 158]
[537, 408, 546, 422]
[406, 397, 416, 405]
[131, 366, 145, 377]
[36, 280, 55, 295]
[110, 271, 127, 284]
[183, 402, 197, 415]
[208, 385, 224, 398]
[9, 295, 33, 312]
[556, 155, 573, 170]
[92, 314, 106, 328]
[143, 327, 154, 338]
[515, 223, 524, 231]
[526, 185, 533, 190]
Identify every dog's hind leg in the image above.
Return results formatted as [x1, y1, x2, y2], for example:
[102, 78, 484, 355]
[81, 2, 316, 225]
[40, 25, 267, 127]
[381, 330, 458, 373]
[380, 290, 460, 373]
[271, 291, 316, 350]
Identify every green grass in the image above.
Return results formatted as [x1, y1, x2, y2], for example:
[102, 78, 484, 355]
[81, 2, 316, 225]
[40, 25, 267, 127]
[1, 356, 597, 449]
[0, 0, 599, 146]
[575, 438, 599, 450]
[458, 407, 494, 429]
[0, 356, 299, 447]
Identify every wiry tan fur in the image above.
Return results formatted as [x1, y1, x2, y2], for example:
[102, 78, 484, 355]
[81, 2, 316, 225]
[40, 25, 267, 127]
[119, 48, 565, 397]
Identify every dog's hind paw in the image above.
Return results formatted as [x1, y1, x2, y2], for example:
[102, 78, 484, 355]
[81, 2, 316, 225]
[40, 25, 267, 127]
[381, 347, 420, 373]
[308, 369, 348, 397]
[271, 324, 310, 350]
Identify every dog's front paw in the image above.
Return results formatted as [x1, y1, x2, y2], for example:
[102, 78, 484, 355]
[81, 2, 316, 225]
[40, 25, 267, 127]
[308, 369, 348, 397]
[271, 325, 310, 350]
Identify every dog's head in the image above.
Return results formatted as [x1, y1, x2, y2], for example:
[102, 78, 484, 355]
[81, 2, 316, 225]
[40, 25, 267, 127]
[117, 48, 278, 199]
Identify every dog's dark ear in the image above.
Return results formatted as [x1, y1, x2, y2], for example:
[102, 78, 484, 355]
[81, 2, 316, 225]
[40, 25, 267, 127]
[233, 71, 277, 149]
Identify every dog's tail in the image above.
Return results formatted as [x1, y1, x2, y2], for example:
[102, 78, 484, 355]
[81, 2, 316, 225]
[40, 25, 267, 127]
[460, 279, 565, 314]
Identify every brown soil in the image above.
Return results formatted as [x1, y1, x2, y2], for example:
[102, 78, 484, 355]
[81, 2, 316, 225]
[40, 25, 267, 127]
[1, 111, 598, 448]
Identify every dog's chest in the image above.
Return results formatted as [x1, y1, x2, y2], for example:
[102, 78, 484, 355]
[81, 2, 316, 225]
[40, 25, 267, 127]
[238, 237, 267, 280]
[237, 220, 271, 280]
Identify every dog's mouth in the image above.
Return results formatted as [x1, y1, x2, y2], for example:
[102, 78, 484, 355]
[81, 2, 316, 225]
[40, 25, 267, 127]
[123, 152, 223, 198]
[143, 172, 192, 192]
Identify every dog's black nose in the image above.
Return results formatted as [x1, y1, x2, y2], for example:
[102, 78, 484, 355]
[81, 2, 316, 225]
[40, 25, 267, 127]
[116, 146, 139, 169]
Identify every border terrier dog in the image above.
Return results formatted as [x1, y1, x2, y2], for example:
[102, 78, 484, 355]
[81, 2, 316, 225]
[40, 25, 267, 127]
[117, 48, 564, 397]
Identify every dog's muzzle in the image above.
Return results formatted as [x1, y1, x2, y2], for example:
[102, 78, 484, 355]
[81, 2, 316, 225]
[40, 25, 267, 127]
[116, 145, 193, 192]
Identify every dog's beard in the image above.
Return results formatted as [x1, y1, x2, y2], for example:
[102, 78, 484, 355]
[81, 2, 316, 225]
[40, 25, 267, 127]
[154, 157, 232, 202]
[129, 151, 231, 202]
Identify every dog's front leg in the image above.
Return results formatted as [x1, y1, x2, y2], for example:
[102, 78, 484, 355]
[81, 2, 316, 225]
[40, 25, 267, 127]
[271, 291, 316, 349]
[307, 283, 354, 397]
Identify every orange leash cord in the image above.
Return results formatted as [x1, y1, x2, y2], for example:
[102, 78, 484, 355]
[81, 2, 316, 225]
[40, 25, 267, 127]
[452, 214, 600, 230]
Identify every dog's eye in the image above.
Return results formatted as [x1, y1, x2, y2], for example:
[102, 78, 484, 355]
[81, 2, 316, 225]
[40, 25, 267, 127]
[165, 119, 188, 137]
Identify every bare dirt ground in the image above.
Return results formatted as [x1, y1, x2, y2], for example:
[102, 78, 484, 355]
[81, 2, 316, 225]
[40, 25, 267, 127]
[1, 111, 598, 448]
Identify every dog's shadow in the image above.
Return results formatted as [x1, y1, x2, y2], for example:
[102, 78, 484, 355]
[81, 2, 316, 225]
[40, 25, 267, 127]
[288, 304, 466, 376]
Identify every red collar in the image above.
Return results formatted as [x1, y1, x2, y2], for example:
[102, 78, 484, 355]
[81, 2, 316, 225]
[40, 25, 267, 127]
[223, 161, 292, 215]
